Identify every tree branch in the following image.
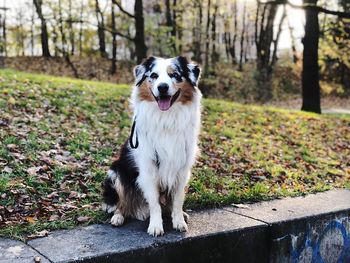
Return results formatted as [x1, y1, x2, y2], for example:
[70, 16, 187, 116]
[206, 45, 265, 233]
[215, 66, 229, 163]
[258, 0, 350, 19]
[287, 1, 350, 19]
[82, 20, 135, 41]
[112, 0, 135, 19]
[102, 25, 135, 41]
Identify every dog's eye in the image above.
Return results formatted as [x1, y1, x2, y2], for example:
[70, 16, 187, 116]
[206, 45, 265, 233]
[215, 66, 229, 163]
[150, 73, 158, 79]
[171, 72, 181, 81]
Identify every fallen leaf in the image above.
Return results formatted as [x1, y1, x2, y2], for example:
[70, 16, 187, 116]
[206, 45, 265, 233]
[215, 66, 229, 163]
[3, 166, 12, 173]
[8, 97, 16, 105]
[27, 230, 49, 239]
[232, 203, 251, 209]
[77, 216, 90, 223]
[68, 191, 78, 199]
[49, 215, 60, 221]
[6, 144, 17, 150]
[27, 167, 39, 176]
[26, 216, 36, 224]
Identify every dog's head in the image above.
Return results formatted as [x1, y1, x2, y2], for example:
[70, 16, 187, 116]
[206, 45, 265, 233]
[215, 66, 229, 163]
[133, 56, 201, 111]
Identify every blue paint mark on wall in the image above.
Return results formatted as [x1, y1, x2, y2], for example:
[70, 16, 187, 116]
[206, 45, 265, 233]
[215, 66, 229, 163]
[291, 220, 350, 263]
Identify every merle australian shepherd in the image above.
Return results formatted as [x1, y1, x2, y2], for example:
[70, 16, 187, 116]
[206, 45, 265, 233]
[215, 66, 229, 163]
[102, 56, 201, 236]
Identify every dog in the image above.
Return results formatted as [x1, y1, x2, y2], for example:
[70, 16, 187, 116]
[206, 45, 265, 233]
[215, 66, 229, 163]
[102, 56, 201, 236]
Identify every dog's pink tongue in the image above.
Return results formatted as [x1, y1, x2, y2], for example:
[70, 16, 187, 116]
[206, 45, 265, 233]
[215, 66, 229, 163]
[158, 98, 171, 111]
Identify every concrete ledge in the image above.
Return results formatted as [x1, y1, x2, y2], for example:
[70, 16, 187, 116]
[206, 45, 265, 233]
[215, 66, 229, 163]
[1, 189, 350, 263]
[0, 238, 50, 263]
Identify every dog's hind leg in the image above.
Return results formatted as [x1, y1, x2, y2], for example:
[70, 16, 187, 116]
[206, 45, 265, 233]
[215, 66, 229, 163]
[134, 205, 149, 221]
[101, 170, 119, 214]
[102, 169, 128, 226]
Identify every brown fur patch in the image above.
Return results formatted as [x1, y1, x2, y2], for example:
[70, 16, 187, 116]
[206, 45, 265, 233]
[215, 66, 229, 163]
[138, 80, 153, 102]
[176, 81, 195, 104]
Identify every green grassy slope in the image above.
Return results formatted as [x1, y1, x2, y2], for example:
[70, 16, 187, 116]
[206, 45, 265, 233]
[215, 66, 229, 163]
[0, 69, 349, 239]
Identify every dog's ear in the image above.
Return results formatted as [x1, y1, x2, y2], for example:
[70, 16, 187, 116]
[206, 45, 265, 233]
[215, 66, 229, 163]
[187, 63, 201, 87]
[133, 65, 145, 86]
[175, 56, 201, 87]
[134, 56, 156, 86]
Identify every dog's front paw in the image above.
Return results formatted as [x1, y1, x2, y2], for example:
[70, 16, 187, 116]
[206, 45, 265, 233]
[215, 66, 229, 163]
[147, 223, 164, 237]
[172, 215, 188, 232]
[111, 213, 124, 226]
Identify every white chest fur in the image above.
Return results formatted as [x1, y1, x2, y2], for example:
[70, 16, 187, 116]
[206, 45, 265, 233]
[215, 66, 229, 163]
[131, 91, 201, 191]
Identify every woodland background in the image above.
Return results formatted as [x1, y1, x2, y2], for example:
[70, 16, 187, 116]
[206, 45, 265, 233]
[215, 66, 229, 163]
[0, 0, 349, 113]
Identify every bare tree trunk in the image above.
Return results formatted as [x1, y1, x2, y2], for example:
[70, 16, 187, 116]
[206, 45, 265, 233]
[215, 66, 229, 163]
[301, 0, 321, 113]
[177, 0, 183, 53]
[223, 24, 229, 60]
[211, 3, 218, 66]
[225, 0, 237, 65]
[204, 0, 211, 75]
[30, 6, 35, 56]
[51, 5, 59, 57]
[79, 1, 84, 56]
[95, 0, 107, 58]
[58, 0, 66, 54]
[193, 0, 202, 62]
[254, 1, 278, 101]
[256, 3, 278, 74]
[231, 0, 238, 64]
[239, 0, 247, 71]
[0, 14, 3, 58]
[287, 14, 298, 63]
[110, 0, 117, 74]
[68, 0, 75, 55]
[0, 14, 3, 68]
[2, 3, 7, 57]
[33, 0, 51, 57]
[165, 0, 176, 54]
[112, 0, 147, 63]
[15, 9, 26, 56]
[59, 0, 79, 78]
[244, 27, 250, 62]
[271, 4, 287, 67]
[134, 0, 147, 63]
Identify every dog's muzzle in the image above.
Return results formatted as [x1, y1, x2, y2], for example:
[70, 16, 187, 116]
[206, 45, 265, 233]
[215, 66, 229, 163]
[150, 88, 181, 111]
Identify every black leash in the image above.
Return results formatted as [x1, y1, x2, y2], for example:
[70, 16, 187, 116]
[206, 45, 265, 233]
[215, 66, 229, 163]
[129, 116, 160, 168]
[129, 117, 139, 149]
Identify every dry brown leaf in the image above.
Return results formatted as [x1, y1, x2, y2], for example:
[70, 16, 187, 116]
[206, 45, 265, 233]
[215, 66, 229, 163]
[27, 167, 38, 176]
[26, 216, 36, 224]
[48, 215, 60, 221]
[7, 97, 16, 104]
[3, 166, 12, 173]
[232, 203, 251, 209]
[77, 216, 90, 223]
[27, 230, 49, 239]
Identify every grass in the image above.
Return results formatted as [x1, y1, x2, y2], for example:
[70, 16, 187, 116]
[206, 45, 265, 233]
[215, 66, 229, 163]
[0, 69, 349, 240]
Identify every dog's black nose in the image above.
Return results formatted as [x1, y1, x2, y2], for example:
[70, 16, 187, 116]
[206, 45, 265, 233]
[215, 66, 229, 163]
[158, 83, 169, 94]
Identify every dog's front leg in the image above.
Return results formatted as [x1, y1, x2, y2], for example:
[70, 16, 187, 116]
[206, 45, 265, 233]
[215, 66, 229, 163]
[171, 171, 190, 232]
[137, 165, 163, 236]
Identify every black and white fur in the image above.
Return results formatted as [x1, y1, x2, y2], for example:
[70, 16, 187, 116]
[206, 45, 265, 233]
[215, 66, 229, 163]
[102, 56, 201, 236]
